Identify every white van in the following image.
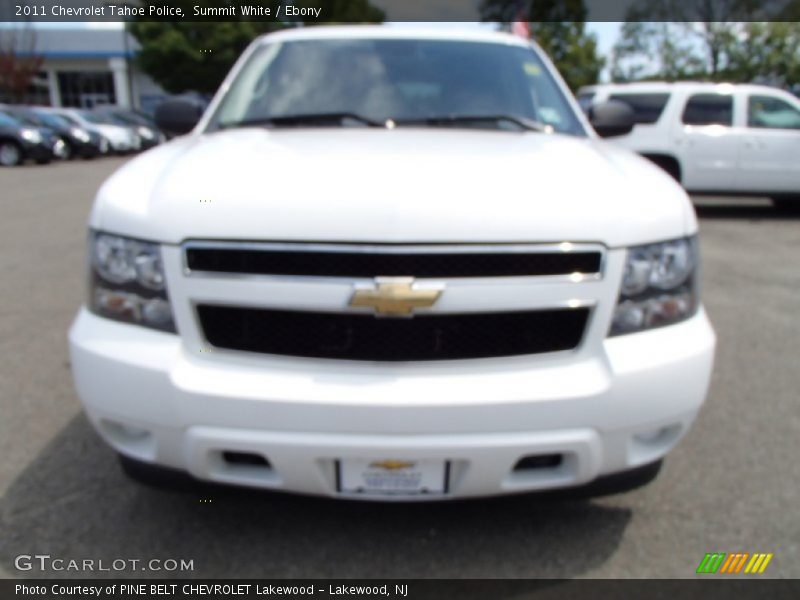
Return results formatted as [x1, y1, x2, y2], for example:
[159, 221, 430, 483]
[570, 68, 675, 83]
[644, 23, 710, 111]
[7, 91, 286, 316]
[579, 82, 800, 209]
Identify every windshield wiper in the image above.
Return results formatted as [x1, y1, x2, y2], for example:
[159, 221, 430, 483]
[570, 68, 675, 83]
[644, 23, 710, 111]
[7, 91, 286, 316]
[393, 114, 551, 132]
[219, 112, 384, 129]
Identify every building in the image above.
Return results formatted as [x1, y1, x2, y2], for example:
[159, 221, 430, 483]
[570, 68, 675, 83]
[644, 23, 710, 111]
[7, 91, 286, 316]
[4, 27, 166, 114]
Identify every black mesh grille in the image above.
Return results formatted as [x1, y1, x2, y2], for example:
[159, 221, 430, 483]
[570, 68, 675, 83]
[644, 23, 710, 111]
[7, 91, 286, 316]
[197, 305, 590, 361]
[186, 247, 601, 278]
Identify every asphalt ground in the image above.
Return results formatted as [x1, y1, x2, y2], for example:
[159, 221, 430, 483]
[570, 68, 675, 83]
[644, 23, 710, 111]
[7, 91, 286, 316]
[0, 157, 798, 579]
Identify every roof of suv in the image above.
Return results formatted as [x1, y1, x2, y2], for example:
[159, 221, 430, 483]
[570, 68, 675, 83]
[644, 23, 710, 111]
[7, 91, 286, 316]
[580, 82, 788, 96]
[255, 25, 531, 47]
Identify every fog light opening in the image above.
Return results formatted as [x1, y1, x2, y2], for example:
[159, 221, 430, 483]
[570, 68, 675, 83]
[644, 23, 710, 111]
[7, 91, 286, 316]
[222, 451, 272, 469]
[513, 453, 563, 471]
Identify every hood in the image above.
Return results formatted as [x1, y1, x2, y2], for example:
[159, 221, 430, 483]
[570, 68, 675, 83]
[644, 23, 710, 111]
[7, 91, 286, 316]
[93, 128, 695, 247]
[37, 126, 59, 140]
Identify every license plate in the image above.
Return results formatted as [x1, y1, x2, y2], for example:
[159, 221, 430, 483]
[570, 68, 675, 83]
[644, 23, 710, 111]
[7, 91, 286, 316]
[338, 458, 449, 496]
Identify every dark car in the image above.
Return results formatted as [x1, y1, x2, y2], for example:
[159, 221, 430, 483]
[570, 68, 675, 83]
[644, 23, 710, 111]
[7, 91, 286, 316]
[92, 106, 164, 150]
[0, 111, 62, 166]
[25, 107, 109, 158]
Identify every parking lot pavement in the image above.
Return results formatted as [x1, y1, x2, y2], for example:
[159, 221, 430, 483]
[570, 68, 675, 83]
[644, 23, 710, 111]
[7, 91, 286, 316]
[0, 160, 798, 579]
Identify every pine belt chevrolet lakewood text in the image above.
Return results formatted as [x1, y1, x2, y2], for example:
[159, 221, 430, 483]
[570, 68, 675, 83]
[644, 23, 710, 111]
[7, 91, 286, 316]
[69, 26, 716, 500]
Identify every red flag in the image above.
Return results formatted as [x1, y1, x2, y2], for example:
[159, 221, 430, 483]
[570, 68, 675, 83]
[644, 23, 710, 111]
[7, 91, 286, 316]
[511, 6, 530, 39]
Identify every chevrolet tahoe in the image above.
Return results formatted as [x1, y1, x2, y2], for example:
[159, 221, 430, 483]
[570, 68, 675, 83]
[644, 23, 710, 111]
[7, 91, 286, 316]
[68, 26, 716, 500]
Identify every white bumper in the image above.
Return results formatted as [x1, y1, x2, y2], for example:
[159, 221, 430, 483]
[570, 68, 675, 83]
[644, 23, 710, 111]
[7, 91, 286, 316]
[69, 307, 715, 500]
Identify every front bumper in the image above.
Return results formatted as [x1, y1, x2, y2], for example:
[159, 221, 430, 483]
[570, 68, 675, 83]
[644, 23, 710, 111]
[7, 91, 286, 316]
[69, 307, 715, 500]
[108, 135, 140, 153]
[68, 136, 102, 157]
[21, 139, 54, 161]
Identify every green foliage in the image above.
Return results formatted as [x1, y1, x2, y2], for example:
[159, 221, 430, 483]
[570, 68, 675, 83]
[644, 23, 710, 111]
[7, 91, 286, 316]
[529, 22, 604, 91]
[479, 0, 604, 90]
[128, 0, 384, 95]
[612, 0, 800, 86]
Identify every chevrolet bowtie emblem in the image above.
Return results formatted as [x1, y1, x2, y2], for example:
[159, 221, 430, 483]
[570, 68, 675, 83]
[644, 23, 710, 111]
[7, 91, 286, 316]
[349, 277, 444, 317]
[369, 460, 416, 471]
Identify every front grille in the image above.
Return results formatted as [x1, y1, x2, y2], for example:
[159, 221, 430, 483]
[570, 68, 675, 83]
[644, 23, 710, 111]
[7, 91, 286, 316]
[197, 305, 590, 361]
[185, 244, 602, 279]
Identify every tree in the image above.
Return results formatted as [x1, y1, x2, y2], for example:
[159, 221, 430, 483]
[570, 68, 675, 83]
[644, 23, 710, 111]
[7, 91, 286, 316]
[611, 0, 800, 85]
[723, 22, 800, 86]
[128, 0, 384, 95]
[0, 12, 44, 103]
[479, 0, 604, 90]
[611, 22, 706, 82]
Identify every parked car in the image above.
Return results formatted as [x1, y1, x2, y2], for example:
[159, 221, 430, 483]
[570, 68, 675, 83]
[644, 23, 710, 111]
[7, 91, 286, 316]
[92, 106, 165, 150]
[0, 110, 64, 166]
[578, 82, 800, 210]
[45, 108, 141, 154]
[1, 105, 107, 159]
[69, 26, 715, 500]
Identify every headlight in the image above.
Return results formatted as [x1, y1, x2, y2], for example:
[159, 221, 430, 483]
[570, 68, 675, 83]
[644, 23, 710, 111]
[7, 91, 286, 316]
[20, 128, 42, 143]
[71, 127, 91, 142]
[137, 126, 155, 139]
[610, 236, 699, 336]
[88, 231, 176, 332]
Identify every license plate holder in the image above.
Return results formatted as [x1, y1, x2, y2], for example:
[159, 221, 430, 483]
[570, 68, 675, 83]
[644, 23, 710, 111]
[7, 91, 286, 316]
[337, 458, 449, 496]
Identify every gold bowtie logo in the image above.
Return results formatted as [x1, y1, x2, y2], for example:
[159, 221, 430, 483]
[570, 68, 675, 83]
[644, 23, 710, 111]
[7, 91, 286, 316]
[349, 277, 444, 317]
[369, 460, 416, 470]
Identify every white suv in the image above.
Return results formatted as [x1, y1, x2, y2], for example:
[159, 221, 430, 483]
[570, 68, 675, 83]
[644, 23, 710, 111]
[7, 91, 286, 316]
[69, 27, 715, 500]
[579, 82, 800, 210]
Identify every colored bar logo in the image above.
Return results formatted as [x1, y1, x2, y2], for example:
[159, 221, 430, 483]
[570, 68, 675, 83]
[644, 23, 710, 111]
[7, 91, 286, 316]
[696, 552, 773, 574]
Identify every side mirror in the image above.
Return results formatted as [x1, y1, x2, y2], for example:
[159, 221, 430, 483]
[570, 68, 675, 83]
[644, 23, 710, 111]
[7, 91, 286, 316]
[154, 97, 205, 136]
[588, 100, 635, 138]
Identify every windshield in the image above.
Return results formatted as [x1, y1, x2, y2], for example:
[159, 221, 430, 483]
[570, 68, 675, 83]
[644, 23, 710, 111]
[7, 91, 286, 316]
[0, 112, 21, 127]
[2, 109, 37, 126]
[80, 110, 119, 125]
[105, 110, 153, 127]
[33, 111, 70, 129]
[209, 38, 585, 136]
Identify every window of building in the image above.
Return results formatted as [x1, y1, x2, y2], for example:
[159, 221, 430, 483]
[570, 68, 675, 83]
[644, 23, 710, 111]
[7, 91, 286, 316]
[681, 93, 733, 126]
[57, 72, 116, 108]
[608, 93, 670, 124]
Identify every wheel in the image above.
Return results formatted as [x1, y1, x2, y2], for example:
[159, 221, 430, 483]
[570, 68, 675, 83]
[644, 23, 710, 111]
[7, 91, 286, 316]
[118, 453, 202, 492]
[62, 141, 74, 160]
[771, 197, 800, 212]
[0, 140, 22, 166]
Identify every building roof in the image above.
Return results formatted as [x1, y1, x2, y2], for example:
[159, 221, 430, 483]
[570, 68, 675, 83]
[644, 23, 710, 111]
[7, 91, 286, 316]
[15, 27, 139, 59]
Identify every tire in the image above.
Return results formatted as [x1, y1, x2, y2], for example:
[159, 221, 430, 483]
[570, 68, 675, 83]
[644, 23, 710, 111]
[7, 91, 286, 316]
[771, 197, 800, 212]
[0, 140, 23, 166]
[62, 141, 74, 160]
[118, 453, 203, 492]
